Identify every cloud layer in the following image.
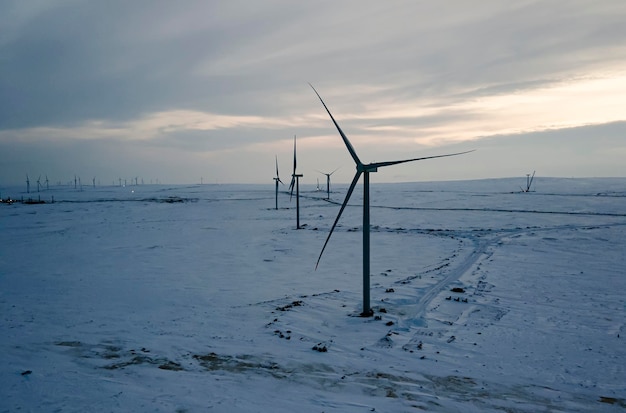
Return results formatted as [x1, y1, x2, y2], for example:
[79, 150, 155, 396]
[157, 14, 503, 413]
[1, 0, 625, 185]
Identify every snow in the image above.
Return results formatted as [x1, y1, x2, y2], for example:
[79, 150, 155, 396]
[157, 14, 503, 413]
[1, 178, 625, 412]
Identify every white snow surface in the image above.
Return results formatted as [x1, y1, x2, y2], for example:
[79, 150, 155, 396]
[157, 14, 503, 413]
[1, 178, 625, 412]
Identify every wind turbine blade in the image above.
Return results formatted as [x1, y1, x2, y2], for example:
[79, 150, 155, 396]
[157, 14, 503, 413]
[329, 167, 340, 175]
[316, 171, 362, 270]
[369, 150, 475, 169]
[528, 171, 536, 188]
[289, 177, 295, 200]
[309, 84, 363, 167]
[275, 155, 280, 178]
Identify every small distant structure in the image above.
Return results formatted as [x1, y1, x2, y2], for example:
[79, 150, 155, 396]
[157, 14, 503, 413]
[23, 196, 46, 205]
[521, 171, 536, 192]
[26, 174, 30, 193]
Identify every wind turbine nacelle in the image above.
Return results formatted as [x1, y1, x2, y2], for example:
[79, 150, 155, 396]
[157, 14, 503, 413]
[358, 164, 378, 173]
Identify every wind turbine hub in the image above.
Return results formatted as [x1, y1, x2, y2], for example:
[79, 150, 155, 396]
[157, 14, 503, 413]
[358, 164, 378, 173]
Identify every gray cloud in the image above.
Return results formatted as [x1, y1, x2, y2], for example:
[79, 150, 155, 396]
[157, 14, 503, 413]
[1, 1, 625, 185]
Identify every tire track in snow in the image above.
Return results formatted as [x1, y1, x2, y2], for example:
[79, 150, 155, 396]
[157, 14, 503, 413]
[394, 220, 626, 328]
[410, 235, 487, 324]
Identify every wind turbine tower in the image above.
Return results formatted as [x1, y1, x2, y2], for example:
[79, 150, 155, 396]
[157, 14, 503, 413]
[288, 135, 304, 229]
[318, 167, 339, 200]
[26, 174, 30, 193]
[273, 155, 284, 210]
[310, 84, 474, 316]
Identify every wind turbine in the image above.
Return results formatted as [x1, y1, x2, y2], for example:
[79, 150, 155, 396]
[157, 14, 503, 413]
[521, 171, 535, 192]
[36, 175, 42, 192]
[288, 135, 303, 229]
[45, 175, 49, 190]
[273, 155, 284, 210]
[26, 174, 30, 193]
[310, 84, 474, 316]
[317, 167, 340, 200]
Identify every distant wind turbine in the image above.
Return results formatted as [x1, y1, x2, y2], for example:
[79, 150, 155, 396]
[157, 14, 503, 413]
[521, 171, 535, 192]
[36, 175, 42, 192]
[317, 167, 340, 200]
[26, 174, 30, 193]
[45, 175, 49, 190]
[273, 155, 284, 210]
[310, 84, 474, 316]
[288, 135, 303, 229]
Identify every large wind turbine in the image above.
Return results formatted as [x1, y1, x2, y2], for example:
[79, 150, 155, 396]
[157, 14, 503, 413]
[317, 167, 339, 200]
[288, 135, 303, 229]
[273, 155, 284, 210]
[310, 84, 474, 316]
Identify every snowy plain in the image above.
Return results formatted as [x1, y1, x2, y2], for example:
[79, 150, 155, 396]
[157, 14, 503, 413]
[1, 177, 625, 412]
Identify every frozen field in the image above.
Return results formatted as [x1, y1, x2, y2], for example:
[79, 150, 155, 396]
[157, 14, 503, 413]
[1, 177, 625, 412]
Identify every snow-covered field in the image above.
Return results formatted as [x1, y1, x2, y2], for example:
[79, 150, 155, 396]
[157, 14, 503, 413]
[1, 178, 625, 412]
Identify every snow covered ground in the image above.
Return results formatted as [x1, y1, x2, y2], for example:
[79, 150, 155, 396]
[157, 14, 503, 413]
[1, 178, 625, 412]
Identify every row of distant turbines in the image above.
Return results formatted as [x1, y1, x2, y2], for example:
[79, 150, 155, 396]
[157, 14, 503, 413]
[275, 84, 475, 317]
[23, 175, 164, 192]
[24, 174, 50, 193]
[273, 150, 338, 205]
[272, 135, 339, 229]
[25, 175, 97, 192]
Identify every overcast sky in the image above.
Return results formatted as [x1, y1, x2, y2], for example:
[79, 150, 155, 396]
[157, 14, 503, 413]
[1, 1, 625, 187]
